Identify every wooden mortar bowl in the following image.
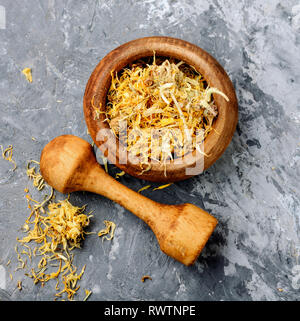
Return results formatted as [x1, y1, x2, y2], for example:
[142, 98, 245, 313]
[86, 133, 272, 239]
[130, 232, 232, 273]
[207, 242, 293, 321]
[83, 36, 238, 182]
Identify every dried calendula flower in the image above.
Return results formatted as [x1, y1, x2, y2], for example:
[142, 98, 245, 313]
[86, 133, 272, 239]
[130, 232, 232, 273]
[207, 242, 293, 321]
[16, 160, 93, 300]
[1, 144, 17, 171]
[17, 281, 22, 291]
[22, 68, 32, 83]
[21, 223, 30, 232]
[115, 171, 125, 179]
[152, 183, 173, 191]
[91, 95, 103, 120]
[106, 54, 229, 175]
[137, 185, 151, 193]
[83, 289, 92, 301]
[14, 245, 27, 271]
[98, 220, 116, 242]
[18, 196, 92, 300]
[26, 160, 45, 191]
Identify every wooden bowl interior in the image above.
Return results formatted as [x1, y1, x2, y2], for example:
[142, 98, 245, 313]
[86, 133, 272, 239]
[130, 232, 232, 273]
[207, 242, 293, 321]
[83, 37, 238, 182]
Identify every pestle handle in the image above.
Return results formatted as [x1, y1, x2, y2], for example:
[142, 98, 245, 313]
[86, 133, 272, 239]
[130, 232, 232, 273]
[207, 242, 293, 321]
[84, 164, 162, 224]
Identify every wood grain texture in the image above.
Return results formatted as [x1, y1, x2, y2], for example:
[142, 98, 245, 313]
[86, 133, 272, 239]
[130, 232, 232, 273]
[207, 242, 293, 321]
[40, 135, 218, 266]
[83, 36, 238, 182]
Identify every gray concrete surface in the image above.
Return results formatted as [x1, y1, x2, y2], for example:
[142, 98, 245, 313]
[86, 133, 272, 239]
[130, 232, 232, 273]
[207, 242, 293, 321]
[0, 0, 300, 301]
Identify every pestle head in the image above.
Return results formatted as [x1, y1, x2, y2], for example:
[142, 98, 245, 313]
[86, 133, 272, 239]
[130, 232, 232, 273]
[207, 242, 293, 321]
[156, 203, 218, 266]
[40, 135, 98, 194]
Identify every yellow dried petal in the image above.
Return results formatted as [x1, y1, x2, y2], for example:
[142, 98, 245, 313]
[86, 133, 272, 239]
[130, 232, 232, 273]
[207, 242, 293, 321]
[153, 183, 173, 191]
[22, 68, 32, 83]
[98, 220, 116, 242]
[115, 171, 125, 179]
[137, 185, 151, 193]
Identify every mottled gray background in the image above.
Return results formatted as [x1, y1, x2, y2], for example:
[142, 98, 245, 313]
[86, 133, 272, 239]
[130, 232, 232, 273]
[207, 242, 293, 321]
[0, 0, 300, 301]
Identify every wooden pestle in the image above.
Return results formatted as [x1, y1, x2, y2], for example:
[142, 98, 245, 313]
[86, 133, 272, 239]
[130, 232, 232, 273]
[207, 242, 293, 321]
[40, 135, 218, 266]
